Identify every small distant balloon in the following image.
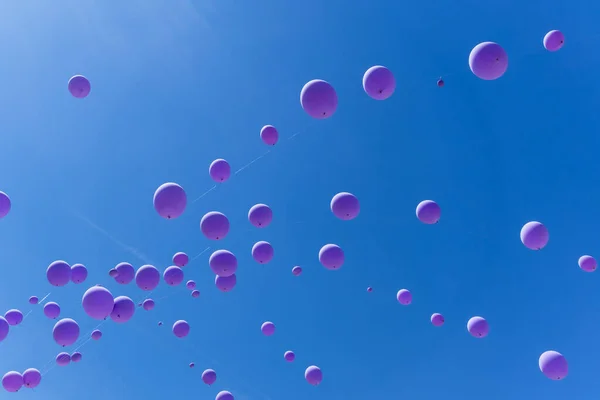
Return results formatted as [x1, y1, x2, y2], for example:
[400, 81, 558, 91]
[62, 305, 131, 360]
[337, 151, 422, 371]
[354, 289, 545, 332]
[142, 299, 155, 311]
[216, 390, 234, 400]
[109, 269, 119, 278]
[437, 77, 445, 87]
[115, 262, 135, 284]
[520, 221, 549, 250]
[135, 265, 160, 291]
[2, 371, 23, 392]
[189, 362, 195, 368]
[47, 260, 71, 287]
[0, 191, 10, 219]
[191, 290, 200, 298]
[467, 316, 489, 338]
[469, 42, 508, 80]
[68, 75, 91, 98]
[367, 287, 373, 292]
[261, 321, 275, 336]
[543, 30, 565, 52]
[301, 79, 338, 119]
[363, 66, 396, 100]
[292, 266, 302, 276]
[82, 286, 114, 320]
[56, 352, 71, 366]
[431, 313, 445, 327]
[416, 200, 441, 224]
[0, 317, 8, 342]
[209, 250, 238, 277]
[153, 182, 187, 219]
[578, 255, 596, 272]
[172, 320, 190, 338]
[284, 351, 295, 362]
[4, 309, 23, 326]
[173, 252, 189, 267]
[28, 296, 38, 305]
[71, 352, 82, 363]
[209, 159, 231, 183]
[319, 244, 345, 270]
[110, 296, 135, 323]
[305, 365, 323, 386]
[91, 329, 102, 340]
[260, 125, 279, 146]
[396, 289, 412, 305]
[330, 192, 360, 220]
[186, 280, 196, 290]
[539, 350, 568, 380]
[252, 241, 274, 264]
[248, 204, 273, 228]
[44, 302, 61, 319]
[70, 263, 88, 284]
[158, 321, 163, 326]
[215, 274, 237, 292]
[53, 318, 80, 347]
[22, 368, 41, 389]
[201, 211, 230, 240]
[163, 266, 184, 286]
[202, 369, 217, 385]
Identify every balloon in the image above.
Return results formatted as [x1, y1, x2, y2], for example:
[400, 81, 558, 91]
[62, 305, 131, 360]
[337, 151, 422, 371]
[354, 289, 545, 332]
[416, 200, 441, 224]
[215, 274, 237, 292]
[319, 244, 344, 270]
[396, 289, 412, 305]
[191, 289, 200, 298]
[158, 321, 163, 326]
[68, 75, 91, 98]
[209, 250, 238, 277]
[248, 203, 273, 228]
[362, 66, 396, 100]
[305, 365, 323, 386]
[82, 286, 114, 320]
[109, 268, 119, 278]
[115, 262, 135, 284]
[431, 313, 445, 327]
[543, 30, 564, 52]
[292, 266, 302, 276]
[173, 252, 189, 267]
[539, 350, 568, 380]
[469, 42, 508, 80]
[172, 320, 190, 338]
[71, 352, 82, 362]
[153, 182, 187, 219]
[330, 192, 360, 220]
[56, 352, 71, 366]
[4, 309, 23, 326]
[261, 321, 275, 336]
[47, 260, 71, 287]
[110, 296, 135, 323]
[142, 299, 155, 311]
[467, 316, 489, 338]
[216, 391, 234, 400]
[43, 302, 61, 319]
[284, 350, 295, 362]
[201, 212, 230, 240]
[163, 266, 184, 286]
[189, 362, 195, 368]
[135, 265, 160, 291]
[252, 241, 274, 264]
[437, 77, 445, 87]
[186, 280, 196, 290]
[209, 159, 231, 183]
[28, 296, 38, 305]
[70, 263, 88, 284]
[22, 368, 41, 389]
[91, 329, 102, 340]
[579, 255, 597, 272]
[367, 287, 373, 292]
[202, 369, 217, 385]
[300, 79, 338, 119]
[53, 318, 80, 347]
[0, 317, 8, 342]
[0, 191, 11, 218]
[2, 371, 23, 392]
[260, 125, 279, 146]
[520, 221, 549, 250]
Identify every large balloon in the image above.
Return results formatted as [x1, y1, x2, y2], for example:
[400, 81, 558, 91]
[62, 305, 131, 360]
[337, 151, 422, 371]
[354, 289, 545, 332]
[201, 212, 230, 240]
[431, 313, 445, 327]
[284, 351, 295, 362]
[539, 350, 568, 380]
[292, 266, 302, 276]
[396, 289, 412, 305]
[260, 125, 279, 146]
[22, 368, 41, 389]
[416, 200, 441, 224]
[209, 250, 238, 277]
[261, 321, 275, 336]
[91, 329, 102, 340]
[363, 66, 396, 100]
[47, 260, 71, 287]
[186, 280, 196, 290]
[71, 352, 82, 362]
[202, 369, 217, 385]
[82, 286, 114, 320]
[467, 316, 489, 338]
[248, 204, 273, 228]
[191, 290, 200, 298]
[300, 79, 338, 119]
[142, 299, 155, 311]
[0, 317, 8, 342]
[70, 263, 88, 284]
[216, 391, 234, 400]
[53, 318, 80, 347]
[115, 262, 135, 284]
[252, 241, 274, 264]
[305, 365, 323, 386]
[543, 30, 564, 52]
[4, 309, 23, 326]
[469, 42, 508, 80]
[110, 296, 135, 323]
[135, 265, 160, 291]
[209, 159, 231, 183]
[2, 371, 23, 392]
[319, 244, 344, 270]
[0, 191, 11, 218]
[68, 75, 91, 98]
[520, 221, 549, 250]
[153, 182, 187, 219]
[173, 252, 189, 267]
[578, 255, 596, 272]
[163, 266, 184, 286]
[56, 352, 71, 366]
[215, 274, 237, 292]
[330, 192, 360, 220]
[172, 320, 190, 338]
[43, 302, 61, 319]
[28, 296, 38, 305]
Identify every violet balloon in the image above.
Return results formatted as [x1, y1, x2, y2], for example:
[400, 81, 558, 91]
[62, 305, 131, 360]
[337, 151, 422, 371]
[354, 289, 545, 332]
[186, 280, 196, 290]
[115, 262, 135, 284]
[261, 321, 275, 336]
[153, 182, 187, 219]
[135, 265, 160, 291]
[163, 266, 184, 286]
[142, 299, 155, 311]
[22, 368, 41, 389]
[292, 266, 302, 276]
[53, 318, 80, 347]
[363, 66, 396, 100]
[110, 296, 135, 323]
[216, 391, 234, 400]
[300, 79, 338, 119]
[437, 78, 445, 87]
[260, 125, 279, 146]
[68, 75, 91, 98]
[520, 221, 549, 250]
[330, 192, 360, 220]
[91, 329, 102, 340]
[215, 274, 237, 292]
[191, 290, 200, 298]
[367, 286, 373, 292]
[578, 255, 596, 272]
[467, 316, 489, 338]
[209, 250, 238, 277]
[305, 365, 323, 386]
[43, 302, 61, 319]
[248, 203, 273, 228]
[4, 309, 23, 326]
[28, 296, 38, 305]
[0, 191, 11, 219]
[396, 289, 412, 305]
[71, 352, 82, 362]
[70, 263, 88, 284]
[47, 260, 71, 287]
[189, 362, 195, 368]
[416, 200, 441, 224]
[252, 241, 274, 264]
[469, 42, 508, 80]
[56, 352, 71, 366]
[319, 244, 344, 270]
[539, 350, 568, 380]
[209, 159, 231, 183]
[172, 320, 190, 338]
[431, 313, 445, 327]
[201, 211, 230, 240]
[109, 268, 119, 278]
[284, 350, 295, 362]
[202, 369, 217, 385]
[82, 286, 114, 320]
[2, 371, 23, 392]
[0, 317, 9, 342]
[173, 252, 189, 267]
[543, 30, 565, 52]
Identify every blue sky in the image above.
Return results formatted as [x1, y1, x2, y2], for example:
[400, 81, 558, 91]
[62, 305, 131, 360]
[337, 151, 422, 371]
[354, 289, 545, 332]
[0, 0, 600, 399]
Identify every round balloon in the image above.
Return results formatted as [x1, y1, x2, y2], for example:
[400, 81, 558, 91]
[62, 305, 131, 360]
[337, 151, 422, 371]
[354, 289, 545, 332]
[158, 321, 163, 326]
[47, 260, 71, 287]
[261, 321, 275, 336]
[109, 268, 119, 278]
[416, 200, 441, 224]
[396, 289, 412, 305]
[209, 250, 238, 277]
[115, 262, 135, 284]
[153, 182, 187, 219]
[56, 352, 71, 366]
[292, 266, 302, 276]
[201, 212, 230, 240]
[216, 391, 234, 400]
[252, 241, 274, 264]
[22, 368, 41, 389]
[172, 320, 190, 338]
[0, 191, 11, 218]
[539, 350, 568, 380]
[71, 352, 82, 362]
[431, 313, 445, 327]
[4, 309, 23, 326]
[135, 265, 160, 291]
[0, 317, 8, 342]
[305, 365, 323, 386]
[363, 66, 396, 100]
[367, 287, 373, 292]
[173, 252, 189, 267]
[578, 255, 596, 272]
[543, 30, 565, 52]
[202, 369, 217, 385]
[53, 318, 80, 347]
[469, 42, 508, 80]
[1, 371, 23, 392]
[260, 125, 279, 146]
[215, 274, 237, 292]
[43, 302, 61, 319]
[82, 286, 114, 320]
[110, 296, 135, 323]
[70, 263, 88, 284]
[189, 362, 195, 368]
[209, 159, 231, 183]
[163, 266, 184, 286]
[68, 75, 91, 98]
[437, 78, 445, 87]
[300, 79, 338, 119]
[330, 192, 360, 220]
[248, 203, 273, 228]
[91, 329, 102, 340]
[28, 296, 38, 305]
[467, 316, 489, 338]
[520, 221, 549, 250]
[319, 244, 344, 270]
[186, 280, 196, 290]
[284, 350, 295, 362]
[191, 290, 200, 298]
[142, 299, 155, 311]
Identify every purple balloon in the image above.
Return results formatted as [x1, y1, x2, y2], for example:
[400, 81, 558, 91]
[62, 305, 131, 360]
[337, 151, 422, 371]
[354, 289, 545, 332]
[431, 313, 445, 327]
[158, 321, 163, 326]
[115, 262, 135, 284]
[416, 200, 441, 224]
[110, 296, 135, 323]
[22, 368, 41, 389]
[469, 42, 508, 80]
[300, 79, 338, 119]
[71, 352, 82, 362]
[0, 317, 8, 342]
[0, 191, 10, 219]
[202, 369, 217, 385]
[209, 159, 231, 183]
[284, 350, 295, 362]
[135, 265, 160, 291]
[367, 286, 373, 292]
[186, 280, 196, 290]
[216, 391, 234, 400]
[363, 66, 396, 100]
[4, 309, 23, 326]
[56, 352, 71, 366]
[109, 268, 119, 278]
[520, 221, 549, 250]
[305, 365, 323, 386]
[437, 78, 445, 87]
[215, 274, 237, 292]
[396, 289, 412, 305]
[319, 244, 344, 270]
[163, 266, 184, 286]
[28, 296, 38, 305]
[543, 30, 564, 52]
[467, 316, 489, 338]
[248, 203, 273, 228]
[579, 255, 597, 272]
[46, 260, 71, 287]
[70, 263, 88, 284]
[331, 192, 360, 220]
[539, 350, 568, 380]
[43, 302, 61, 319]
[189, 362, 195, 368]
[91, 329, 102, 340]
[209, 250, 238, 277]
[53, 318, 80, 347]
[252, 241, 274, 264]
[261, 321, 275, 336]
[68, 75, 91, 98]
[191, 290, 200, 298]
[172, 320, 190, 338]
[173, 252, 189, 267]
[2, 371, 23, 392]
[260, 125, 279, 146]
[142, 299, 155, 311]
[292, 266, 302, 276]
[153, 182, 187, 219]
[82, 286, 114, 320]
[201, 212, 230, 240]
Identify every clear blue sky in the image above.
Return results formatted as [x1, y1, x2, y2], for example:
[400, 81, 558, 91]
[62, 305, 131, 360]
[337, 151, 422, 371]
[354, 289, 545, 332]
[0, 0, 599, 399]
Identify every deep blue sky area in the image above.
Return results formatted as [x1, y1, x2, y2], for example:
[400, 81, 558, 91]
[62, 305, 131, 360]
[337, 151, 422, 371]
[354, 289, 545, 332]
[0, 0, 599, 399]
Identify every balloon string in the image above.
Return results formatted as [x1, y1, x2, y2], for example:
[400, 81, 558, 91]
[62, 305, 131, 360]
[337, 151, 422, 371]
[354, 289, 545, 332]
[39, 292, 51, 304]
[191, 247, 211, 262]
